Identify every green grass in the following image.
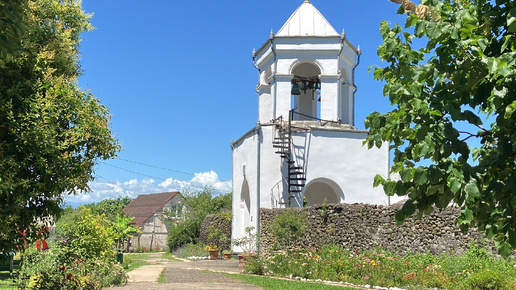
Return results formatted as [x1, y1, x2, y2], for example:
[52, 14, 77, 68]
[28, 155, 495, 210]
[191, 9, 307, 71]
[157, 268, 167, 283]
[228, 273, 361, 290]
[0, 271, 16, 289]
[122, 253, 152, 272]
[123, 252, 181, 272]
[0, 259, 18, 290]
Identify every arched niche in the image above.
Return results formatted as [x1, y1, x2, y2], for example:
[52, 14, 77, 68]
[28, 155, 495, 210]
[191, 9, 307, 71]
[240, 179, 251, 230]
[303, 178, 344, 206]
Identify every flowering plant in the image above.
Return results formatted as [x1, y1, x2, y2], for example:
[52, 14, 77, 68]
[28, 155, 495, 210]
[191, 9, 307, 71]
[232, 226, 259, 254]
[205, 245, 218, 251]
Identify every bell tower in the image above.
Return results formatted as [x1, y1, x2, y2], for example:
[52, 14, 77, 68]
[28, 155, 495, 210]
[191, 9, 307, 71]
[231, 1, 390, 253]
[253, 0, 360, 125]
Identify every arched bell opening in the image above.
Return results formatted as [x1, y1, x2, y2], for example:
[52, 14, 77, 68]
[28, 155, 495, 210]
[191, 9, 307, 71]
[303, 178, 344, 206]
[290, 62, 321, 121]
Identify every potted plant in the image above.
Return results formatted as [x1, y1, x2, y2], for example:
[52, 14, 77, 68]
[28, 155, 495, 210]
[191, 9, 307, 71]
[223, 250, 232, 260]
[205, 245, 219, 260]
[232, 226, 259, 261]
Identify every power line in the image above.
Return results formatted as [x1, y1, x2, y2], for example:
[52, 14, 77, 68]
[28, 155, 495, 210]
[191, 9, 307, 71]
[96, 162, 227, 192]
[116, 158, 232, 183]
[100, 162, 168, 181]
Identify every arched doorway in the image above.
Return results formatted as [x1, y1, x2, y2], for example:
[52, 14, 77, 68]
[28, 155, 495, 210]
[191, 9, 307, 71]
[303, 178, 344, 206]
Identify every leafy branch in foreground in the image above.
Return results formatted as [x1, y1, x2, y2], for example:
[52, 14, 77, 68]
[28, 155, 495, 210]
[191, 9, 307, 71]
[367, 0, 516, 257]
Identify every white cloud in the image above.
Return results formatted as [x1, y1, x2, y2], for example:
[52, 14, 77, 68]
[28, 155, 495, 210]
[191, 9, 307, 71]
[64, 171, 232, 206]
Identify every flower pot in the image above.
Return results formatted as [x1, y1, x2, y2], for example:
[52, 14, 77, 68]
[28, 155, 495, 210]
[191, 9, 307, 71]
[224, 252, 232, 260]
[209, 249, 219, 260]
[238, 254, 244, 263]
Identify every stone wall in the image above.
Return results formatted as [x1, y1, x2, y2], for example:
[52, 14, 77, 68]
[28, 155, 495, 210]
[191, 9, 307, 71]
[260, 203, 496, 256]
[199, 210, 232, 251]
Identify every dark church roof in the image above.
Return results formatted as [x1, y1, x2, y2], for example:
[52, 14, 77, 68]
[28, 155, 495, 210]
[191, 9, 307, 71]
[124, 192, 180, 227]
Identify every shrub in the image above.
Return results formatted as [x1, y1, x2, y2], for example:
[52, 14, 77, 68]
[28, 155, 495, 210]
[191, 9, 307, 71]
[269, 209, 306, 252]
[16, 247, 127, 289]
[58, 206, 116, 262]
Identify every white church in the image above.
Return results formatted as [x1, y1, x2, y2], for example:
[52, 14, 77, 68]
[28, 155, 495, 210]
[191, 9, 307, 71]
[231, 1, 390, 250]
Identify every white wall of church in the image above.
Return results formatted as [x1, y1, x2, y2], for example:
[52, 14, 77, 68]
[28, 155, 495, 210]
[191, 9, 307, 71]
[291, 129, 390, 205]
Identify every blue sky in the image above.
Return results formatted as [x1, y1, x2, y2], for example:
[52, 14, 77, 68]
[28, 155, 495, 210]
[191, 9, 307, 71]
[69, 0, 409, 205]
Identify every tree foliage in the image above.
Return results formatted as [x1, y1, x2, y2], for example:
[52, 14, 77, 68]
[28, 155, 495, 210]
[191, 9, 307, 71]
[0, 0, 120, 253]
[0, 0, 27, 54]
[367, 0, 516, 257]
[167, 189, 231, 250]
[84, 196, 133, 222]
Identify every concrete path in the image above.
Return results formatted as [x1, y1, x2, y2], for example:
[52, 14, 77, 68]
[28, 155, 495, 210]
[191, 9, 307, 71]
[110, 254, 261, 290]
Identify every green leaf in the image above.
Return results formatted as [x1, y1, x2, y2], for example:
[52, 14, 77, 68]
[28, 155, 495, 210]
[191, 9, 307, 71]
[448, 176, 461, 194]
[383, 180, 396, 196]
[465, 179, 481, 202]
[495, 238, 513, 259]
[401, 168, 413, 182]
[485, 224, 497, 239]
[414, 167, 428, 186]
[395, 210, 406, 226]
[505, 101, 516, 119]
[405, 13, 417, 28]
[426, 22, 442, 39]
[373, 174, 385, 187]
[458, 208, 473, 225]
[508, 8, 516, 33]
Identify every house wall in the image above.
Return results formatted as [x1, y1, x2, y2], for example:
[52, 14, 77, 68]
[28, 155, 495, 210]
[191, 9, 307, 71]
[132, 195, 181, 251]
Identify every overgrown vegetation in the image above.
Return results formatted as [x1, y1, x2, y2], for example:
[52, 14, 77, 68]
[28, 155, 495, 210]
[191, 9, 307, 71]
[268, 209, 306, 252]
[244, 244, 516, 289]
[16, 206, 128, 289]
[167, 189, 231, 251]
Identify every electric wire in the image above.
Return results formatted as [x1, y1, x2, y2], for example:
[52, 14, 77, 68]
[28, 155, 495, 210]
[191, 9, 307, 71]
[116, 158, 231, 183]
[96, 162, 225, 192]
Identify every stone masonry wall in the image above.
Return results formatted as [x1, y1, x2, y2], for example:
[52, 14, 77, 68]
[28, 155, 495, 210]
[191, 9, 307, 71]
[260, 203, 496, 256]
[199, 210, 232, 251]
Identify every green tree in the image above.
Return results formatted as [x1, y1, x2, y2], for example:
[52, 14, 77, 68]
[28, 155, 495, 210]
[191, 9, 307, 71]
[367, 0, 516, 256]
[85, 196, 133, 222]
[0, 0, 120, 254]
[167, 189, 231, 250]
[0, 0, 27, 54]
[113, 213, 140, 250]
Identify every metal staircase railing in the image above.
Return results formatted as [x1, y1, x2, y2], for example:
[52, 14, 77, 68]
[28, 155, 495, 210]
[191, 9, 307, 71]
[272, 109, 307, 207]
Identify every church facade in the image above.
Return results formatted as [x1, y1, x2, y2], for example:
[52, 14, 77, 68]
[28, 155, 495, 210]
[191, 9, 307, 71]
[231, 1, 390, 252]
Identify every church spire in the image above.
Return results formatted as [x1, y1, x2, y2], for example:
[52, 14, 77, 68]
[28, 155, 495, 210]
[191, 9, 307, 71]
[276, 1, 338, 37]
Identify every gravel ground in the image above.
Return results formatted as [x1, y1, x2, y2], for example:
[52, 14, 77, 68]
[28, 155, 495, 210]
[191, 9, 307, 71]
[110, 258, 262, 289]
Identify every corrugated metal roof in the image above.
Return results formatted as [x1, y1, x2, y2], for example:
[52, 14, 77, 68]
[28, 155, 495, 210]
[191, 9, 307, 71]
[277, 1, 339, 37]
[123, 191, 180, 227]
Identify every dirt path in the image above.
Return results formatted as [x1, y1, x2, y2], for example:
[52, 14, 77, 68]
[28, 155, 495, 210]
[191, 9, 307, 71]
[110, 255, 262, 290]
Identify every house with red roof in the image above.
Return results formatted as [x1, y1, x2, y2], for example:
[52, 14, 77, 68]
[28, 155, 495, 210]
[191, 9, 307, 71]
[124, 191, 181, 251]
